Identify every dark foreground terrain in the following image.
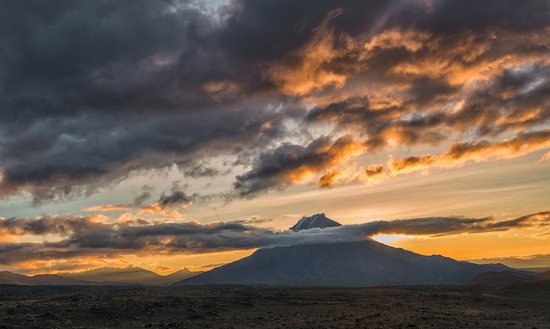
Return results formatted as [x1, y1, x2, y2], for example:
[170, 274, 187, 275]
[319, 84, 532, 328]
[0, 285, 548, 329]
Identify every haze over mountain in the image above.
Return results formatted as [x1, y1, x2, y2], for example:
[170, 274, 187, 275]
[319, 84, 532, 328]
[0, 267, 202, 286]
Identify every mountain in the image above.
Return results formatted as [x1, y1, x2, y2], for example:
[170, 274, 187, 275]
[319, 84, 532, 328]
[64, 267, 202, 285]
[289, 213, 342, 231]
[64, 267, 161, 285]
[469, 271, 531, 287]
[518, 266, 550, 273]
[156, 268, 201, 285]
[176, 239, 523, 287]
[0, 271, 41, 285]
[29, 274, 99, 285]
[497, 270, 550, 301]
[0, 271, 97, 286]
[0, 267, 203, 286]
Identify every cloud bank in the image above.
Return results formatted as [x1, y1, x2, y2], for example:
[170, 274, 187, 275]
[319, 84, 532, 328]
[0, 211, 548, 268]
[0, 0, 548, 202]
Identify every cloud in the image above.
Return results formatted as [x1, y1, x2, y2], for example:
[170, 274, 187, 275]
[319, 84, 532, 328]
[133, 185, 154, 206]
[390, 129, 550, 173]
[318, 169, 340, 188]
[0, 0, 549, 203]
[0, 210, 547, 267]
[267, 9, 348, 96]
[358, 211, 550, 237]
[234, 135, 365, 197]
[364, 165, 386, 181]
[469, 253, 550, 268]
[158, 190, 193, 209]
[201, 263, 226, 269]
[0, 0, 287, 203]
[155, 265, 173, 273]
[84, 187, 193, 216]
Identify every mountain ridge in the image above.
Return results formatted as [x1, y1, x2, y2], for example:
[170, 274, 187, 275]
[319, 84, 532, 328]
[289, 213, 342, 231]
[497, 270, 550, 301]
[0, 267, 202, 286]
[176, 239, 527, 287]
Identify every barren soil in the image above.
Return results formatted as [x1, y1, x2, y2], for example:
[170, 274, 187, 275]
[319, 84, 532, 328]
[0, 285, 548, 328]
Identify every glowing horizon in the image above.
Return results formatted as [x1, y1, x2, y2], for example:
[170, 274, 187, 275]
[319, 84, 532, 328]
[0, 0, 549, 275]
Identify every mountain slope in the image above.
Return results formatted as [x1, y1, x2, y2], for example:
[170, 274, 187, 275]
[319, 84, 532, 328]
[0, 271, 40, 285]
[0, 267, 203, 286]
[64, 267, 162, 285]
[159, 268, 202, 284]
[518, 266, 550, 273]
[469, 271, 531, 287]
[0, 271, 97, 285]
[176, 239, 521, 287]
[497, 270, 550, 301]
[64, 267, 202, 285]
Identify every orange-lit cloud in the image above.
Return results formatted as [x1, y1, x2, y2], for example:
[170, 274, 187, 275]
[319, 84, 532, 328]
[364, 165, 386, 180]
[234, 135, 365, 196]
[0, 1, 548, 206]
[318, 169, 340, 188]
[84, 204, 134, 212]
[268, 9, 349, 96]
[390, 129, 550, 173]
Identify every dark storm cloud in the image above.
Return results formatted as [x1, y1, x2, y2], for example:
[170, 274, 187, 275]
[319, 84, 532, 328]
[158, 190, 192, 208]
[0, 0, 287, 202]
[0, 0, 549, 202]
[0, 211, 548, 265]
[132, 185, 154, 207]
[84, 185, 195, 212]
[0, 215, 102, 236]
[178, 161, 222, 178]
[234, 136, 363, 197]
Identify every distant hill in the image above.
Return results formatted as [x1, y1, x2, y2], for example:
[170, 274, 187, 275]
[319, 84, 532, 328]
[0, 271, 98, 286]
[64, 267, 202, 285]
[64, 267, 162, 285]
[497, 270, 550, 301]
[469, 271, 531, 288]
[290, 213, 341, 231]
[518, 267, 550, 273]
[0, 267, 202, 286]
[156, 269, 202, 285]
[0, 271, 41, 285]
[176, 239, 522, 287]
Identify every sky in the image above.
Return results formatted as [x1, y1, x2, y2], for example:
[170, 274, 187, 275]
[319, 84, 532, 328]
[0, 0, 549, 275]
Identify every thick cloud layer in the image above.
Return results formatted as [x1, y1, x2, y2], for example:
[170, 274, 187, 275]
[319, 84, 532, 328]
[234, 136, 364, 196]
[390, 129, 550, 173]
[0, 0, 285, 202]
[0, 211, 548, 266]
[0, 0, 549, 202]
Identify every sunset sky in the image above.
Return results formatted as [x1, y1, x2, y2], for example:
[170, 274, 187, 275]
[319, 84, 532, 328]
[0, 0, 549, 275]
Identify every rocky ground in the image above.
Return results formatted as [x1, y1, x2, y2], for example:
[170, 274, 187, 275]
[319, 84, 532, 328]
[0, 285, 548, 328]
